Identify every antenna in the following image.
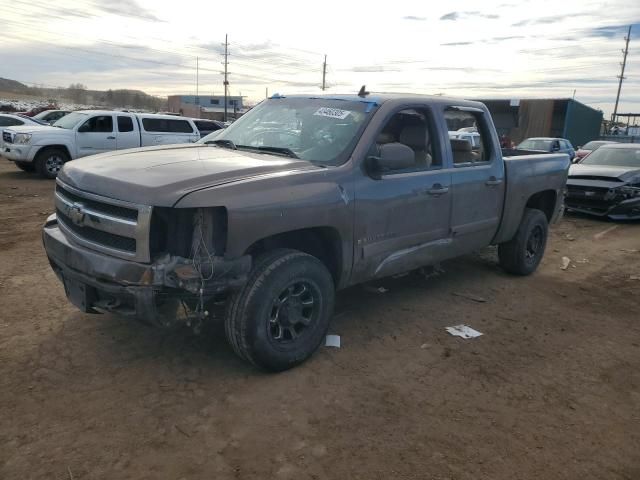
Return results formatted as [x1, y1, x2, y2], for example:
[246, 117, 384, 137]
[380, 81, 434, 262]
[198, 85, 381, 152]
[358, 85, 369, 97]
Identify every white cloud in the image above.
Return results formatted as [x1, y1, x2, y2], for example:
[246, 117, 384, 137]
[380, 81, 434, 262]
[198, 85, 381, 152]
[0, 0, 638, 115]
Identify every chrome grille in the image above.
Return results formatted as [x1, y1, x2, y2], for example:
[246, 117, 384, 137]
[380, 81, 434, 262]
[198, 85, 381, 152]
[2, 131, 12, 144]
[55, 180, 153, 262]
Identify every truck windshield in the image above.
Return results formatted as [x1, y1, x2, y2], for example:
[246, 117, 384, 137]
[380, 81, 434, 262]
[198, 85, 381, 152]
[580, 147, 640, 168]
[52, 112, 88, 129]
[211, 97, 374, 165]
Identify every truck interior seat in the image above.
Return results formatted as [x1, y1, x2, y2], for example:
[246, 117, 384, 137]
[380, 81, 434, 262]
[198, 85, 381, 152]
[451, 138, 476, 164]
[399, 124, 432, 167]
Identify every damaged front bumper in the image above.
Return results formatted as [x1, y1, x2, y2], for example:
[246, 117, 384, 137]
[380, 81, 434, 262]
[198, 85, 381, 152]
[565, 195, 640, 220]
[43, 214, 251, 326]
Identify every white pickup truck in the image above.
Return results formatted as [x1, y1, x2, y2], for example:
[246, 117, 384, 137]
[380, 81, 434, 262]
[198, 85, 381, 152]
[2, 111, 199, 178]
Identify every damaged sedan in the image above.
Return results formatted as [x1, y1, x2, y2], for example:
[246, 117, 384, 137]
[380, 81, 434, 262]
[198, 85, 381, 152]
[566, 144, 640, 220]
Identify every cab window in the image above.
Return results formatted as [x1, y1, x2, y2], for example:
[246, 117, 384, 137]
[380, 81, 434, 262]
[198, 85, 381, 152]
[444, 108, 491, 165]
[371, 108, 442, 174]
[80, 115, 113, 133]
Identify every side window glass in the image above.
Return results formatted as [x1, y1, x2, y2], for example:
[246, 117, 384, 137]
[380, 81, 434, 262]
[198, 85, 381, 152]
[81, 115, 113, 133]
[372, 108, 441, 174]
[444, 108, 490, 166]
[117, 116, 134, 132]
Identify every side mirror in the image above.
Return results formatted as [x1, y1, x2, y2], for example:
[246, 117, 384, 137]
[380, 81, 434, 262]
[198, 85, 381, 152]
[77, 123, 89, 133]
[551, 144, 560, 152]
[576, 145, 582, 150]
[366, 143, 415, 178]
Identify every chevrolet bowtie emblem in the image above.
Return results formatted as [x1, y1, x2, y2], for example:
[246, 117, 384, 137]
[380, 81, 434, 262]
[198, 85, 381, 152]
[69, 203, 86, 226]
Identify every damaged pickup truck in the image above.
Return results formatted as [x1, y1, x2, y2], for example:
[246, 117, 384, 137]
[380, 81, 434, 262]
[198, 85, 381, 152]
[43, 92, 570, 371]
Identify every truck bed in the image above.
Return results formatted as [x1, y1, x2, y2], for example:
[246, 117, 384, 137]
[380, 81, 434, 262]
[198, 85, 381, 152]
[493, 153, 571, 244]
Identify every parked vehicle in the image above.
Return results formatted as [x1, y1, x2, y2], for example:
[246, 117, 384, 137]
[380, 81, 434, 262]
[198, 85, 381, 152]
[1, 114, 50, 171]
[192, 118, 225, 138]
[517, 137, 575, 160]
[43, 93, 569, 371]
[2, 111, 199, 178]
[449, 130, 481, 150]
[21, 104, 58, 117]
[565, 144, 640, 219]
[574, 140, 617, 162]
[33, 109, 71, 125]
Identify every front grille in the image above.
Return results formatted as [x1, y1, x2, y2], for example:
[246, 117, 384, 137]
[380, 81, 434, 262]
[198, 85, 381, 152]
[2, 131, 12, 144]
[56, 184, 138, 220]
[54, 180, 153, 262]
[57, 208, 136, 252]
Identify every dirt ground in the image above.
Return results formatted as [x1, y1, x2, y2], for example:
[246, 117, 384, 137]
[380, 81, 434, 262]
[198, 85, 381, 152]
[0, 159, 639, 480]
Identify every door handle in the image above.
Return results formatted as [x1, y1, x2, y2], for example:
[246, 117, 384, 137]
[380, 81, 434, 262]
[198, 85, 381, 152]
[485, 176, 502, 187]
[107, 136, 116, 140]
[426, 184, 449, 196]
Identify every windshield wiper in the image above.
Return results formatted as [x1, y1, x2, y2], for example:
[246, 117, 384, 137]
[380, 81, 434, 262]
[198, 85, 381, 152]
[237, 145, 299, 159]
[209, 139, 237, 150]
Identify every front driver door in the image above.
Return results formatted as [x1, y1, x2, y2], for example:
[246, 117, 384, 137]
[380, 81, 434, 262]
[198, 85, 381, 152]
[76, 114, 116, 157]
[352, 104, 452, 282]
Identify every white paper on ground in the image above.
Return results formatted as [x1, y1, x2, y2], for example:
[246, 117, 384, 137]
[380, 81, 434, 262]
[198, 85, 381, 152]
[446, 325, 483, 339]
[325, 334, 341, 348]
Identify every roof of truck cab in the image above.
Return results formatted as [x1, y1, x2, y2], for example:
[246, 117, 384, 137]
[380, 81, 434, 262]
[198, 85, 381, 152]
[273, 93, 488, 109]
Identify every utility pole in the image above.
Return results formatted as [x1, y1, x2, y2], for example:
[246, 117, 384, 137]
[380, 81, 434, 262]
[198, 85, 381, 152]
[322, 54, 327, 91]
[196, 56, 199, 117]
[266, 87, 268, 99]
[222, 34, 230, 122]
[612, 25, 632, 124]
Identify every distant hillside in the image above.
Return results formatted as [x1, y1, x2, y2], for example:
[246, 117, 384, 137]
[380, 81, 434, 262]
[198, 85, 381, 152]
[0, 77, 33, 94]
[0, 77, 166, 110]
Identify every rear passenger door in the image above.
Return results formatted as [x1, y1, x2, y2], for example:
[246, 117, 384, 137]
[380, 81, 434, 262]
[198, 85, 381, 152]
[444, 106, 505, 252]
[115, 115, 139, 150]
[76, 114, 116, 157]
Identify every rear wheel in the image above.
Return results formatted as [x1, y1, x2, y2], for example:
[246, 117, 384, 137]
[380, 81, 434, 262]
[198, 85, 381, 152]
[15, 161, 35, 172]
[498, 208, 548, 275]
[225, 249, 335, 371]
[35, 148, 69, 179]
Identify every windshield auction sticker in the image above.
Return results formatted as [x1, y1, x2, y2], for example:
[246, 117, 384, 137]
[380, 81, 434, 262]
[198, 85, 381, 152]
[313, 107, 351, 119]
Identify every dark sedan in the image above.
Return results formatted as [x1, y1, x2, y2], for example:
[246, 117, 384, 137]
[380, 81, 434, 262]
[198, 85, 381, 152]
[566, 144, 640, 220]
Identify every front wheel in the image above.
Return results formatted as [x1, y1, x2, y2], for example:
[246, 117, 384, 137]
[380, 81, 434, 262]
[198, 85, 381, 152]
[225, 249, 335, 371]
[35, 148, 69, 179]
[498, 208, 549, 275]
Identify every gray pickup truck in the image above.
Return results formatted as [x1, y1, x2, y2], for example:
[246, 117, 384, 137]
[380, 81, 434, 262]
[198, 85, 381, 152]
[43, 93, 570, 370]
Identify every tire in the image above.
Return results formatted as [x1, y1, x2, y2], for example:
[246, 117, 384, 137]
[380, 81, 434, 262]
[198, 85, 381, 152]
[498, 208, 549, 276]
[225, 249, 335, 371]
[15, 161, 35, 172]
[35, 147, 69, 179]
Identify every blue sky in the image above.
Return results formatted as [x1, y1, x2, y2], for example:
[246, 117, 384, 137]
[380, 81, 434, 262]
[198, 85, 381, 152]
[1, 0, 638, 116]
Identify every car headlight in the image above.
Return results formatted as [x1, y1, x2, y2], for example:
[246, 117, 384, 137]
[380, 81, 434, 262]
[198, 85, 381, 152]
[618, 185, 640, 198]
[13, 133, 32, 145]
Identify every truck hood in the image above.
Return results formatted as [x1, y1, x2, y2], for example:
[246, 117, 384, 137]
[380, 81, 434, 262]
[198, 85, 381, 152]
[59, 144, 320, 206]
[5, 125, 69, 135]
[568, 164, 640, 183]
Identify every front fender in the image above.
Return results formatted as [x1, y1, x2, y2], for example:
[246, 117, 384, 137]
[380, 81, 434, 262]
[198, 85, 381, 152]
[174, 166, 355, 270]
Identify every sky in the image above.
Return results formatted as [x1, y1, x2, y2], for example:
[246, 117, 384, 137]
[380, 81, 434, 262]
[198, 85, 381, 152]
[1, 0, 639, 116]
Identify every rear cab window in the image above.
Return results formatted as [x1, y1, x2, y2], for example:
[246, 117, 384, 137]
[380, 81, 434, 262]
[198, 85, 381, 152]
[142, 118, 195, 133]
[117, 116, 134, 132]
[444, 108, 492, 166]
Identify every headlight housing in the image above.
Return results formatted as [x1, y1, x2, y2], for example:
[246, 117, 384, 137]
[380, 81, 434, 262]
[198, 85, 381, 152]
[13, 133, 32, 144]
[618, 185, 640, 198]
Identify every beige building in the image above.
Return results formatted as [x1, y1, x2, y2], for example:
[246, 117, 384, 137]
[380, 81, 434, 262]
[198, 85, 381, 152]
[167, 95, 245, 121]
